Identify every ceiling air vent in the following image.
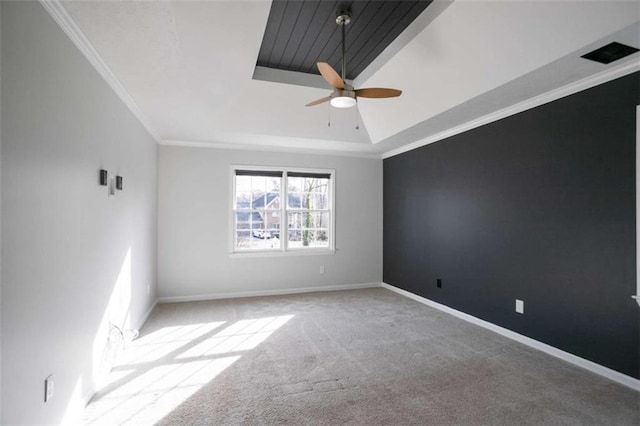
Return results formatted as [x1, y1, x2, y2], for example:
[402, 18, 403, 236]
[581, 42, 639, 64]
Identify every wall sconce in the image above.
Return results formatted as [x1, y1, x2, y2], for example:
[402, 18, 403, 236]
[99, 169, 108, 186]
[100, 169, 123, 196]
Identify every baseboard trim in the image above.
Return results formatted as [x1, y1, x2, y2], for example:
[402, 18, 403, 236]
[380, 282, 640, 392]
[134, 299, 157, 331]
[157, 282, 381, 304]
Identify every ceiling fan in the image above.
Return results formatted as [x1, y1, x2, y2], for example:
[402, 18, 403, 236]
[306, 11, 402, 109]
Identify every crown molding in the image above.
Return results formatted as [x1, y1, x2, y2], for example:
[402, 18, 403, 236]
[160, 139, 383, 160]
[39, 0, 161, 142]
[382, 59, 640, 159]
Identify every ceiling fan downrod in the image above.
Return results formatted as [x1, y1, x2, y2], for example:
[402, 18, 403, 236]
[336, 11, 351, 85]
[304, 10, 401, 110]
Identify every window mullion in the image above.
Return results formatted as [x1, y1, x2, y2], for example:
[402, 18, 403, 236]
[232, 172, 237, 252]
[282, 172, 287, 252]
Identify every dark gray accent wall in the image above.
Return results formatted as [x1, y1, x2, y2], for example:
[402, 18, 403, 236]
[383, 72, 639, 379]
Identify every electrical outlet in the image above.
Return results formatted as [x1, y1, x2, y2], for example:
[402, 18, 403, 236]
[319, 266, 325, 274]
[515, 299, 524, 314]
[44, 375, 54, 402]
[436, 278, 442, 288]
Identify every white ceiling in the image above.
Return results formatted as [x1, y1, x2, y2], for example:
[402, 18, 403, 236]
[59, 0, 640, 158]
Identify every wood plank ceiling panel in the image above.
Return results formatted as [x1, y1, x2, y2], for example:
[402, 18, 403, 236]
[256, 0, 288, 67]
[288, 1, 339, 72]
[256, 0, 433, 81]
[348, 1, 424, 77]
[267, 0, 305, 68]
[276, 1, 322, 69]
[298, 1, 347, 74]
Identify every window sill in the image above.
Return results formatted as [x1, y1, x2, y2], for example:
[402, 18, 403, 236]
[229, 249, 336, 259]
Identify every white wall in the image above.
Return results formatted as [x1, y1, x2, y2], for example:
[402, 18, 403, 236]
[158, 146, 382, 299]
[1, 2, 157, 424]
[0, 2, 3, 419]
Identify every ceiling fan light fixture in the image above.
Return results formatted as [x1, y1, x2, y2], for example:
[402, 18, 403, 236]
[331, 96, 357, 108]
[305, 10, 402, 112]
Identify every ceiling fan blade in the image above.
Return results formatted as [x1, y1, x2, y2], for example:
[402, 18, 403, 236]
[305, 96, 331, 107]
[355, 88, 402, 98]
[317, 62, 345, 89]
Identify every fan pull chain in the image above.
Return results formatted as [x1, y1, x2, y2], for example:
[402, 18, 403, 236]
[328, 102, 331, 127]
[355, 102, 360, 130]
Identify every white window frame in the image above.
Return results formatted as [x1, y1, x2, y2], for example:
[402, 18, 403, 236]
[634, 106, 639, 307]
[229, 165, 336, 257]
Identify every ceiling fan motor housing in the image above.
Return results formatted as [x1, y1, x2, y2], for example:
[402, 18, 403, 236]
[330, 89, 357, 108]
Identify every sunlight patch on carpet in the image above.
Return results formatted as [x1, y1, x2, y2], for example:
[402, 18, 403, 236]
[80, 315, 294, 425]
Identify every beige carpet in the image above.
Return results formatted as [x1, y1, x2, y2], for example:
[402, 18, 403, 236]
[81, 288, 639, 425]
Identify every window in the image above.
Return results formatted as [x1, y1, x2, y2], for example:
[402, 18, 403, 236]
[232, 166, 334, 254]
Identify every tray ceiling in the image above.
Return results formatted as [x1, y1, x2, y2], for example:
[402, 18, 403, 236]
[55, 0, 640, 157]
[256, 0, 432, 81]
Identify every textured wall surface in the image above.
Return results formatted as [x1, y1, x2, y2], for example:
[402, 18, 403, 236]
[384, 72, 639, 379]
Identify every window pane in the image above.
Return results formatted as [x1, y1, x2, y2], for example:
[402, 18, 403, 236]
[317, 212, 330, 229]
[286, 229, 328, 249]
[302, 211, 313, 229]
[301, 229, 316, 247]
[288, 229, 302, 247]
[317, 179, 329, 192]
[236, 231, 251, 248]
[251, 176, 266, 192]
[287, 212, 329, 230]
[288, 177, 302, 193]
[261, 211, 280, 234]
[313, 193, 328, 209]
[287, 212, 302, 229]
[236, 229, 280, 250]
[300, 193, 311, 209]
[268, 177, 281, 192]
[236, 209, 280, 250]
[266, 192, 280, 210]
[317, 230, 329, 243]
[252, 191, 266, 210]
[311, 231, 329, 248]
[287, 192, 302, 208]
[302, 178, 329, 194]
[235, 212, 251, 229]
[289, 212, 326, 229]
[236, 192, 251, 209]
[303, 178, 314, 192]
[269, 226, 281, 239]
[236, 175, 251, 189]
